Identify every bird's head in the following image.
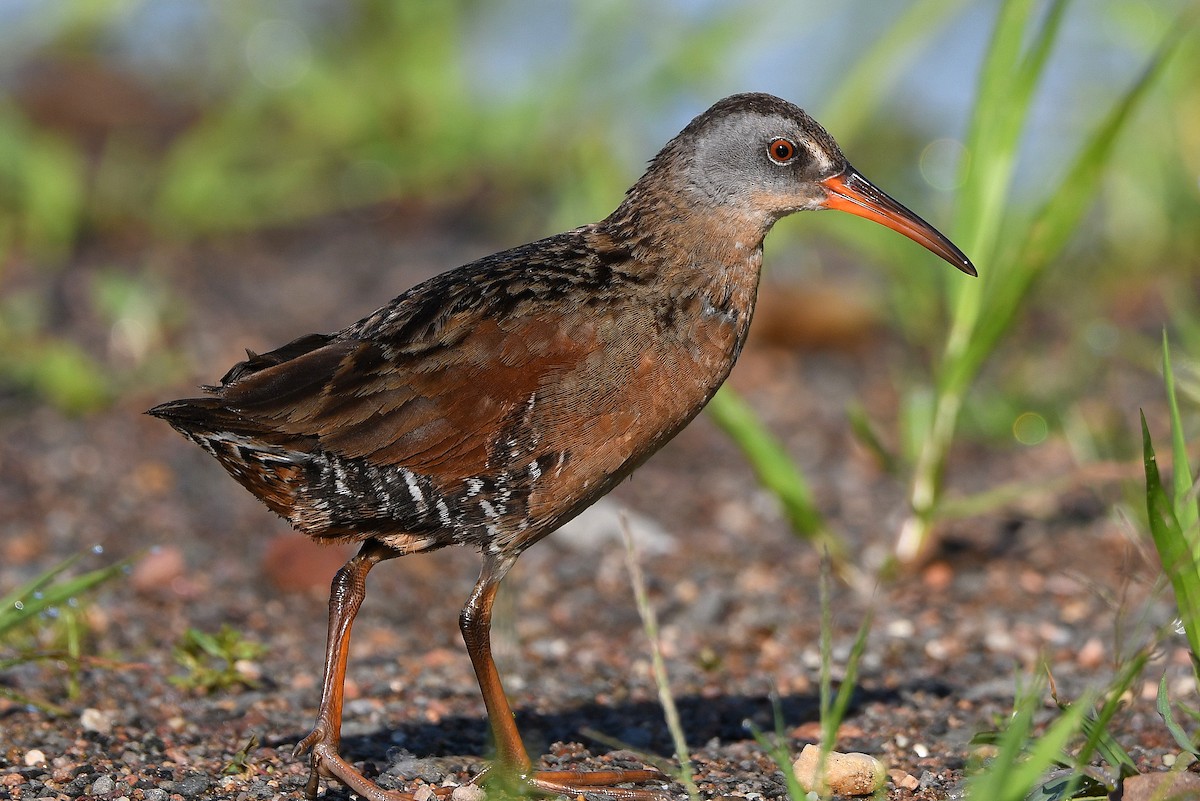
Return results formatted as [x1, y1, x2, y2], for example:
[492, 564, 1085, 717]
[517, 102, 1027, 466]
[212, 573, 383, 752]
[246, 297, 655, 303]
[642, 93, 975, 276]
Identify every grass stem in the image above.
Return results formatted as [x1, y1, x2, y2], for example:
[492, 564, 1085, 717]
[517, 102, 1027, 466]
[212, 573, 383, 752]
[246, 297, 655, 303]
[621, 520, 701, 800]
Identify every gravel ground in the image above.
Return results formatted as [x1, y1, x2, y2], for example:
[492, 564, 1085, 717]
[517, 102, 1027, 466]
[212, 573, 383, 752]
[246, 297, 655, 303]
[1, 209, 1192, 800]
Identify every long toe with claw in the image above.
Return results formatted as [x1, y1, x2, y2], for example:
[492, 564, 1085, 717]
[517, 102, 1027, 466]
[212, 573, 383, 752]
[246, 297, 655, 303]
[525, 767, 675, 799]
[302, 745, 668, 801]
[303, 740, 460, 801]
[291, 726, 331, 800]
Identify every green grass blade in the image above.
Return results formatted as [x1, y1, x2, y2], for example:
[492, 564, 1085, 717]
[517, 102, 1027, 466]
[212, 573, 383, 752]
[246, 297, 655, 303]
[185, 628, 226, 661]
[965, 682, 1038, 800]
[0, 551, 130, 638]
[622, 526, 700, 800]
[972, 21, 1192, 364]
[1163, 332, 1199, 535]
[899, 4, 1189, 561]
[812, 555, 873, 798]
[0, 685, 72, 717]
[804, 558, 875, 799]
[900, 0, 1064, 559]
[1143, 412, 1200, 662]
[825, 611, 873, 752]
[1074, 651, 1146, 776]
[1157, 674, 1200, 757]
[706, 388, 836, 551]
[944, 0, 1070, 386]
[1081, 717, 1137, 780]
[745, 694, 809, 801]
[847, 401, 899, 475]
[818, 555, 834, 750]
[967, 690, 1090, 801]
[0, 553, 82, 625]
[949, 0, 1066, 281]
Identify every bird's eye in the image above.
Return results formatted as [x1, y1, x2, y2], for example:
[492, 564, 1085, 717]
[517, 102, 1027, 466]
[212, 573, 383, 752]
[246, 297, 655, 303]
[767, 138, 797, 164]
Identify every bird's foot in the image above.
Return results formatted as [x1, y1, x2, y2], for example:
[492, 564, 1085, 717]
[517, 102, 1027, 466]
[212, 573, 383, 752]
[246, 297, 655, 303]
[292, 736, 672, 801]
[295, 738, 455, 801]
[527, 767, 673, 799]
[293, 724, 333, 800]
[475, 764, 674, 800]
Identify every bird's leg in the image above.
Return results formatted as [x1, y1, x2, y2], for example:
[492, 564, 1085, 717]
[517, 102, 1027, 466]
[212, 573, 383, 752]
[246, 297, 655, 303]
[459, 552, 530, 775]
[460, 553, 672, 800]
[293, 540, 431, 801]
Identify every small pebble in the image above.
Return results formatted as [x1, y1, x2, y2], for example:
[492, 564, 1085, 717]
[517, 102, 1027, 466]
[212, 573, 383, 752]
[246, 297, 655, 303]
[91, 775, 116, 795]
[1119, 772, 1200, 801]
[81, 707, 113, 734]
[23, 749, 46, 766]
[792, 744, 886, 796]
[235, 659, 263, 683]
[413, 786, 436, 801]
[889, 769, 919, 791]
[451, 784, 487, 801]
[131, 546, 186, 594]
[921, 560, 954, 591]
[178, 773, 211, 797]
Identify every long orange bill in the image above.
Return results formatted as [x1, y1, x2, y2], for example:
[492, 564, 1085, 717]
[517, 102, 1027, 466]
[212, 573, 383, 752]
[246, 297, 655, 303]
[821, 166, 977, 276]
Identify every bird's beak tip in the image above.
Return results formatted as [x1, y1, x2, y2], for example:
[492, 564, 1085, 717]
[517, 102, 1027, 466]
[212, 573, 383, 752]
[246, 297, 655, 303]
[820, 168, 975, 276]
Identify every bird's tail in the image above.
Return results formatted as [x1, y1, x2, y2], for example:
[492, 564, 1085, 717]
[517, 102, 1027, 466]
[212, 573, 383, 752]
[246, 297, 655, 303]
[148, 397, 251, 435]
[147, 397, 311, 522]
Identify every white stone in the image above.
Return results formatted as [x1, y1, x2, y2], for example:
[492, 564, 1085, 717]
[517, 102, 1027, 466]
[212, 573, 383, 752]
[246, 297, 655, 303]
[80, 707, 113, 734]
[792, 744, 886, 796]
[450, 784, 487, 801]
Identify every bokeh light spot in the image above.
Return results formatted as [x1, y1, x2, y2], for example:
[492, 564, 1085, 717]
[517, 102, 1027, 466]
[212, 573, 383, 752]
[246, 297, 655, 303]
[1013, 412, 1048, 446]
[919, 138, 968, 191]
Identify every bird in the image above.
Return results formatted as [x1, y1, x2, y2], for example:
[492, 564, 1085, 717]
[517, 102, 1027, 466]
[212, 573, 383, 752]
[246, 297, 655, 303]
[149, 92, 975, 801]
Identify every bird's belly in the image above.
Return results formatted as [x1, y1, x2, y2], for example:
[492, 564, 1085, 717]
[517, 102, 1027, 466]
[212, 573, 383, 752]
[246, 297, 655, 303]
[515, 301, 747, 542]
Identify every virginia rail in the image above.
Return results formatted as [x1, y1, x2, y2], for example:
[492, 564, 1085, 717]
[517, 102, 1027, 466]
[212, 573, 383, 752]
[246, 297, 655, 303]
[150, 93, 974, 800]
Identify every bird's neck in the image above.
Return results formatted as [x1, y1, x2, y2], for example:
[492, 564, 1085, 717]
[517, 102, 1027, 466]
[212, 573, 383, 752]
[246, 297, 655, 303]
[597, 187, 770, 292]
[594, 191, 767, 368]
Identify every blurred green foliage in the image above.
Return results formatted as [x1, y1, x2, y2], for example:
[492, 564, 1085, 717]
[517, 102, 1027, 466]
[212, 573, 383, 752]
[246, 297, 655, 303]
[0, 106, 85, 261]
[0, 2, 1195, 265]
[0, 265, 182, 413]
[0, 548, 132, 709]
[1143, 335, 1200, 671]
[0, 2, 776, 255]
[171, 624, 267, 694]
[155, 5, 487, 233]
[896, 0, 1195, 560]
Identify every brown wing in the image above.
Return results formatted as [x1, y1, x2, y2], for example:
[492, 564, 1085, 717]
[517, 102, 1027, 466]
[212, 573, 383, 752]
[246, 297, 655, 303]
[216, 309, 595, 483]
[150, 229, 698, 544]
